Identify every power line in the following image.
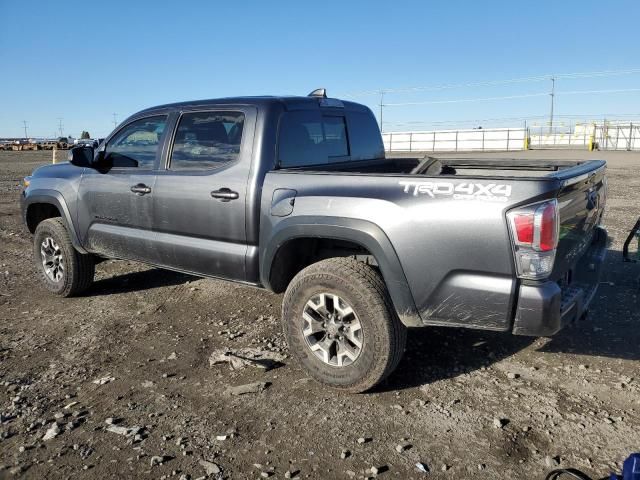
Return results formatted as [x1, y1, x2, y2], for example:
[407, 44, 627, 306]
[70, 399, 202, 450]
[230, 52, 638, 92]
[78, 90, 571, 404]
[550, 68, 640, 79]
[382, 92, 548, 107]
[57, 118, 64, 137]
[386, 115, 549, 126]
[385, 113, 640, 127]
[22, 120, 28, 139]
[112, 113, 118, 128]
[556, 87, 640, 96]
[345, 77, 550, 97]
[381, 87, 640, 107]
[383, 112, 640, 132]
[341, 67, 640, 98]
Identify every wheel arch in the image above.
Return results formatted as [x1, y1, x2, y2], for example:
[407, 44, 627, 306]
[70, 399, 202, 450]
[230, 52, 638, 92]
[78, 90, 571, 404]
[261, 217, 421, 327]
[24, 190, 86, 253]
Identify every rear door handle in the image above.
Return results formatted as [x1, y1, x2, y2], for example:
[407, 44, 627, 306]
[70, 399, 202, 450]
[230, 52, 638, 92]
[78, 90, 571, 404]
[130, 183, 152, 195]
[211, 188, 239, 202]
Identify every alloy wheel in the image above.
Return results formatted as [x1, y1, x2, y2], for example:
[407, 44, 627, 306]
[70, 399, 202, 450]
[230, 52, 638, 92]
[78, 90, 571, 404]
[40, 237, 64, 282]
[302, 292, 363, 367]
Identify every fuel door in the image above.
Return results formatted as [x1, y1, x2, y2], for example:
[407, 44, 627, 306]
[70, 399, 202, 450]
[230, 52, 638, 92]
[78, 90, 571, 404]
[270, 188, 297, 217]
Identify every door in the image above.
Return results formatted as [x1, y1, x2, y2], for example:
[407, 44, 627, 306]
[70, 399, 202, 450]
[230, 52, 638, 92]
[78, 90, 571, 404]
[151, 108, 255, 281]
[77, 114, 169, 263]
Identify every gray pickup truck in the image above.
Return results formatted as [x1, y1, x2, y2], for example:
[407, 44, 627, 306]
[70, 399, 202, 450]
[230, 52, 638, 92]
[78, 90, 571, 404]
[21, 90, 607, 392]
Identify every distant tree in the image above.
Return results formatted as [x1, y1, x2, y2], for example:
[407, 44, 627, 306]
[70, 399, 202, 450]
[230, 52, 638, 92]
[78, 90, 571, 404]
[80, 131, 91, 139]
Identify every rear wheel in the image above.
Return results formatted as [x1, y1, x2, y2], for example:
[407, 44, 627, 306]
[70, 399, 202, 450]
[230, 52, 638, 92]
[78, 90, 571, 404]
[282, 258, 406, 393]
[33, 218, 95, 297]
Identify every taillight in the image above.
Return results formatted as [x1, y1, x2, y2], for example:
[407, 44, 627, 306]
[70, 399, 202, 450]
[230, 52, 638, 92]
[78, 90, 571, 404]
[507, 200, 558, 279]
[512, 213, 534, 245]
[538, 202, 557, 251]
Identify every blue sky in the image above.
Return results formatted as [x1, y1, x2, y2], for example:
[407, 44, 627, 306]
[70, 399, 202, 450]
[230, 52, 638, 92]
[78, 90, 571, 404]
[2, 0, 640, 138]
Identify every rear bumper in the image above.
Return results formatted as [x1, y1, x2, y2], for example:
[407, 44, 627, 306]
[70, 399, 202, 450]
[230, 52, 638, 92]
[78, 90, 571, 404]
[512, 226, 608, 336]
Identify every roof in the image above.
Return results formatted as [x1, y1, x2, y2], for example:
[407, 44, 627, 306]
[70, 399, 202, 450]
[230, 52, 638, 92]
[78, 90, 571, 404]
[136, 95, 367, 115]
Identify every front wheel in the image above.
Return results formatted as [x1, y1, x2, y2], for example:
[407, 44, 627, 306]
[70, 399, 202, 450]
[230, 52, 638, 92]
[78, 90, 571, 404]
[33, 218, 95, 297]
[282, 258, 406, 393]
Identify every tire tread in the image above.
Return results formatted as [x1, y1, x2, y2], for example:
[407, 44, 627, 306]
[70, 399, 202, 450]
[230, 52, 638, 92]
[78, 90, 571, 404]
[34, 218, 94, 297]
[282, 257, 406, 393]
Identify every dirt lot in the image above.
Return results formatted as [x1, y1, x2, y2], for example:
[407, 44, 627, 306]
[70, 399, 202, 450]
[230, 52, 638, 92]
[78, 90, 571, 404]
[0, 150, 639, 480]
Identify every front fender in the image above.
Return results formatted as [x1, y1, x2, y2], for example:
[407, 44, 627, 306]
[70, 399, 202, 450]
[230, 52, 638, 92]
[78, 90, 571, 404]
[261, 216, 421, 327]
[22, 189, 87, 253]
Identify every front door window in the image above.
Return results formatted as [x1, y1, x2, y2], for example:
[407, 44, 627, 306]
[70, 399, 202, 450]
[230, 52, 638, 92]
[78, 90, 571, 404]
[104, 116, 167, 169]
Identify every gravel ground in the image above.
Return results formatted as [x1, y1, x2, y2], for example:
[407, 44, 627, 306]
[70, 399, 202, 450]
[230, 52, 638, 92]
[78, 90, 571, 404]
[0, 150, 639, 480]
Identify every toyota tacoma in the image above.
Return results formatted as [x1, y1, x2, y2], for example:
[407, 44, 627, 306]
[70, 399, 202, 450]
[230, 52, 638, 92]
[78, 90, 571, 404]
[21, 90, 608, 392]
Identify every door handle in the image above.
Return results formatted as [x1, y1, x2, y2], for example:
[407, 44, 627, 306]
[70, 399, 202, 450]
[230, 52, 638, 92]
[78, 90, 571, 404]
[130, 183, 152, 195]
[211, 188, 239, 202]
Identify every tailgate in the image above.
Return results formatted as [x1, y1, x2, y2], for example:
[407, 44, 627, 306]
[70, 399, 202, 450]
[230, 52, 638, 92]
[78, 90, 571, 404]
[551, 161, 606, 281]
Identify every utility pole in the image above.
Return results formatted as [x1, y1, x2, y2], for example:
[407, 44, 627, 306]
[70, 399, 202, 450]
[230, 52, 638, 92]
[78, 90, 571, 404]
[379, 90, 385, 133]
[57, 118, 64, 137]
[22, 120, 28, 139]
[549, 76, 555, 134]
[112, 113, 118, 129]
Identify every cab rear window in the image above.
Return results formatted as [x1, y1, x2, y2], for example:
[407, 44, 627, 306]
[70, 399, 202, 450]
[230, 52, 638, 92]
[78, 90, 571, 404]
[278, 109, 383, 168]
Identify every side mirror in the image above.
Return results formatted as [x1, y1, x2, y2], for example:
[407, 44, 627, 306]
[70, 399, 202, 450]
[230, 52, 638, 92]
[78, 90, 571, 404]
[69, 146, 95, 167]
[94, 150, 105, 166]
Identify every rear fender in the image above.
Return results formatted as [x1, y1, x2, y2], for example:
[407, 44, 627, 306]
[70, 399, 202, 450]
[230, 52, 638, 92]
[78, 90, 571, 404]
[261, 216, 421, 327]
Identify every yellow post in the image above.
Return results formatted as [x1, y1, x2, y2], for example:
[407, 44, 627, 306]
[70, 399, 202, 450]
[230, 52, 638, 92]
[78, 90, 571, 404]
[52, 146, 58, 164]
[523, 135, 530, 150]
[588, 123, 596, 151]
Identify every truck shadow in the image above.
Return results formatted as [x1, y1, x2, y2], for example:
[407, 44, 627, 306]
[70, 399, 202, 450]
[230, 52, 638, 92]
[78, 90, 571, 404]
[87, 268, 195, 296]
[380, 326, 535, 392]
[536, 251, 639, 360]
[80, 250, 639, 392]
[382, 249, 640, 392]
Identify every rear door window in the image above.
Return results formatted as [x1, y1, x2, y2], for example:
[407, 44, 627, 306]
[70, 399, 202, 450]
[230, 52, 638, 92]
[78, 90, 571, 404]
[169, 111, 245, 171]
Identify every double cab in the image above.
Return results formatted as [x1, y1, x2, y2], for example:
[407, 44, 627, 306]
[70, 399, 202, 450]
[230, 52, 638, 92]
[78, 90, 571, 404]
[21, 90, 608, 392]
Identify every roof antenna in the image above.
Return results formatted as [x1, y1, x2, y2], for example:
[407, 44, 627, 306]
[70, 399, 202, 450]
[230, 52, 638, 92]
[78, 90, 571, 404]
[308, 88, 327, 98]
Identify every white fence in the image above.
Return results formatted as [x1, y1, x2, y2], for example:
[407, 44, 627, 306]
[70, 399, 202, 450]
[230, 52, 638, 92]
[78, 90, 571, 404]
[383, 122, 640, 152]
[529, 124, 592, 149]
[595, 123, 640, 150]
[382, 128, 526, 153]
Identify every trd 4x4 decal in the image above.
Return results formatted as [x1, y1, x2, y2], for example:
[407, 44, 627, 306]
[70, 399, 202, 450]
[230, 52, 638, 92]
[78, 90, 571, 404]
[399, 180, 512, 202]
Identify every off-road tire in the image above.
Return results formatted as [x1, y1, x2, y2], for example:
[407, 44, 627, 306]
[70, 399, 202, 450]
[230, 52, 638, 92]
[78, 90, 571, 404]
[33, 218, 95, 297]
[282, 257, 407, 393]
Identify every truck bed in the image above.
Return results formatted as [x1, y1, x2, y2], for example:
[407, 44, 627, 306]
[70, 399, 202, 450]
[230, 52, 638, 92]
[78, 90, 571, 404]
[266, 155, 606, 333]
[286, 156, 602, 181]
